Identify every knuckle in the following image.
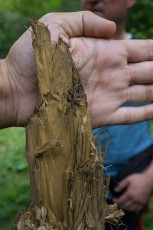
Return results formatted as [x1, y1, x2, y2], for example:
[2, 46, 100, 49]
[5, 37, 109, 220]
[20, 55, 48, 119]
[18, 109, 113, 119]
[145, 85, 152, 101]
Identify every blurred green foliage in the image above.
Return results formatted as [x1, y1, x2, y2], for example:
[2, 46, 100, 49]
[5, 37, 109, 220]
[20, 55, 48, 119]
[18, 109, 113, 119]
[0, 128, 29, 229]
[127, 0, 153, 38]
[0, 0, 153, 229]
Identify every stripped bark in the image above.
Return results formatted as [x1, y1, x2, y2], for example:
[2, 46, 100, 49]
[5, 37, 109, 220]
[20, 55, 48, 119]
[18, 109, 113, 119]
[16, 21, 122, 230]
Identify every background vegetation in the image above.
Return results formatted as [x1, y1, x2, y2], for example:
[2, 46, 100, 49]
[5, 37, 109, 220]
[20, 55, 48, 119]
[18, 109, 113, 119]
[0, 0, 153, 229]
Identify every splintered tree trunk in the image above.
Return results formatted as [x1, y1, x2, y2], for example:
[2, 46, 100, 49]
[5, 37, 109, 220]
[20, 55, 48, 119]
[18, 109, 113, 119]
[16, 21, 122, 230]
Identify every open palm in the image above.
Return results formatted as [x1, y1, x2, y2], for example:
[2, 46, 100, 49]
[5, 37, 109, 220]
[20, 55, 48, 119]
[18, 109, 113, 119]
[71, 37, 153, 127]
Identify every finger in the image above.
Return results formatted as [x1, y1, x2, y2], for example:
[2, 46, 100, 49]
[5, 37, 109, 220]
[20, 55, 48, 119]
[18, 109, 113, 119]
[114, 191, 130, 206]
[129, 62, 153, 84]
[123, 39, 153, 62]
[127, 85, 153, 103]
[110, 104, 153, 125]
[115, 179, 129, 192]
[40, 11, 116, 42]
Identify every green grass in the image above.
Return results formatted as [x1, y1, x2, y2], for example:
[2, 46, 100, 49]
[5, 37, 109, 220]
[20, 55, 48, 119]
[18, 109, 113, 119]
[0, 128, 30, 229]
[0, 127, 153, 229]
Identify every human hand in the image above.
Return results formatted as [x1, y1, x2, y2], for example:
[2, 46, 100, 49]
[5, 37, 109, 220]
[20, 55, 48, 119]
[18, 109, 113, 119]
[113, 173, 153, 212]
[71, 38, 153, 127]
[2, 12, 153, 129]
[1, 11, 115, 128]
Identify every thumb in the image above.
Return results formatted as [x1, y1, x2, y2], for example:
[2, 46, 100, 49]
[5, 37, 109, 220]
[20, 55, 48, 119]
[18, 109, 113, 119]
[48, 11, 116, 39]
[76, 11, 116, 38]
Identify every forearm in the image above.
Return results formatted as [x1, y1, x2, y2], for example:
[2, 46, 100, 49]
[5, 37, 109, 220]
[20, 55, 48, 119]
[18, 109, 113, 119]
[0, 59, 16, 128]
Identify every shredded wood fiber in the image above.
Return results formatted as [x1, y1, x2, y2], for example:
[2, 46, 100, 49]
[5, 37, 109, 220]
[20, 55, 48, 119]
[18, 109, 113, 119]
[16, 20, 123, 230]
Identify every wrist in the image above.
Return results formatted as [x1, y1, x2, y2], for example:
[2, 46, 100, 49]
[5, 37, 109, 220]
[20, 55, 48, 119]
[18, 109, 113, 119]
[0, 59, 17, 128]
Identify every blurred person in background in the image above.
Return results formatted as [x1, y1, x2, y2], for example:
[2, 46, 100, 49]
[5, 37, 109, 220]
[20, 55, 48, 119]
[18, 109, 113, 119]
[81, 0, 153, 230]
